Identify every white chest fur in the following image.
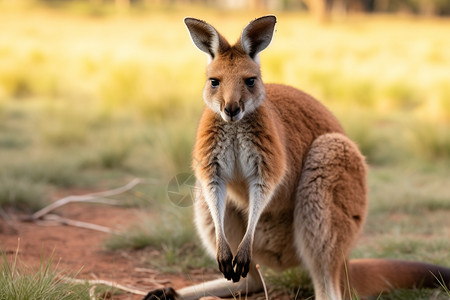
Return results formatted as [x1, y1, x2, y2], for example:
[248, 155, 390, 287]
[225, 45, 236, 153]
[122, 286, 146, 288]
[210, 121, 262, 185]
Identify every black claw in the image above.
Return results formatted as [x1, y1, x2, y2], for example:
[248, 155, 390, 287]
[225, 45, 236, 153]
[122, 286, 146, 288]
[232, 271, 241, 283]
[233, 260, 241, 278]
[242, 261, 250, 278]
[143, 287, 178, 300]
[217, 246, 235, 281]
[222, 260, 235, 280]
[232, 249, 251, 281]
[218, 259, 229, 279]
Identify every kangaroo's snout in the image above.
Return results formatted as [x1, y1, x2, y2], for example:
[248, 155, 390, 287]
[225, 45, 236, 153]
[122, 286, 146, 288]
[224, 102, 241, 120]
[221, 100, 243, 122]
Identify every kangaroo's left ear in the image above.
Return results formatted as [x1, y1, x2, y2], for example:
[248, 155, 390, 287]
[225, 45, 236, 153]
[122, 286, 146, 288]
[184, 17, 230, 62]
[240, 15, 277, 62]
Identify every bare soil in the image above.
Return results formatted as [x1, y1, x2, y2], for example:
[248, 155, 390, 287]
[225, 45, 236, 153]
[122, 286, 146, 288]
[0, 199, 216, 300]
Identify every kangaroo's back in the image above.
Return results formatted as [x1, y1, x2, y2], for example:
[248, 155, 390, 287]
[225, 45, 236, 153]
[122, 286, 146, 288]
[263, 83, 345, 186]
[266, 83, 344, 137]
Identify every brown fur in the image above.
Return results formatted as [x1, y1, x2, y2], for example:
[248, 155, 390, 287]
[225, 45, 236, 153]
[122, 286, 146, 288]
[143, 16, 450, 300]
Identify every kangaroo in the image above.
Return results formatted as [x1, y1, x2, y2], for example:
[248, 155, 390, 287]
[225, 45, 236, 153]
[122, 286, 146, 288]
[144, 16, 450, 300]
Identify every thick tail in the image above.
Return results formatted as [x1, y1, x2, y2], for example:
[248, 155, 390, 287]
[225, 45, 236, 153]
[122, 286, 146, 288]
[347, 258, 450, 298]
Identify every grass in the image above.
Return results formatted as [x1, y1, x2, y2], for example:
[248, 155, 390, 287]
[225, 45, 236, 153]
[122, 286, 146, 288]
[435, 273, 450, 298]
[265, 268, 314, 299]
[0, 249, 91, 300]
[411, 121, 450, 161]
[0, 175, 47, 212]
[0, 3, 449, 299]
[105, 209, 214, 273]
[377, 289, 450, 300]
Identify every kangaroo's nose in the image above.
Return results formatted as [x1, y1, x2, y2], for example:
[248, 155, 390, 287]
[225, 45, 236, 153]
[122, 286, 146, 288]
[224, 103, 241, 118]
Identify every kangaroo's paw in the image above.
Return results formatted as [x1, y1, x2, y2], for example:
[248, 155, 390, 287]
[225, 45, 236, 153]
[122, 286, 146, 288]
[217, 244, 235, 281]
[143, 287, 178, 300]
[232, 246, 251, 282]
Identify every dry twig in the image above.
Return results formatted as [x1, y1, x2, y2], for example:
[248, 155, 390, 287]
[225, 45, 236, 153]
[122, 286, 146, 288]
[31, 178, 145, 220]
[89, 286, 97, 300]
[37, 214, 118, 234]
[256, 264, 269, 300]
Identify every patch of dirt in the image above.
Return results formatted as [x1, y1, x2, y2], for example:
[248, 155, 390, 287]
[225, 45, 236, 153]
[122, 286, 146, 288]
[0, 199, 218, 300]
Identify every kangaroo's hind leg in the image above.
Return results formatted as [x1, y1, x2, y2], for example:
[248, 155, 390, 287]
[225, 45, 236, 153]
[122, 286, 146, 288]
[294, 133, 368, 300]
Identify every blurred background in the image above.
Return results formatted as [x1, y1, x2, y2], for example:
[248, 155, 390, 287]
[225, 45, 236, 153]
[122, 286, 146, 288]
[0, 0, 449, 296]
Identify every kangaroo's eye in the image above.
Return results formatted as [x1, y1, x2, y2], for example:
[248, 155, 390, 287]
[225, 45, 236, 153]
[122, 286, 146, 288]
[210, 79, 220, 88]
[245, 78, 256, 87]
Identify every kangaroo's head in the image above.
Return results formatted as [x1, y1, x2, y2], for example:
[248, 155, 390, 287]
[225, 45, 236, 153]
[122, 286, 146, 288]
[184, 16, 276, 122]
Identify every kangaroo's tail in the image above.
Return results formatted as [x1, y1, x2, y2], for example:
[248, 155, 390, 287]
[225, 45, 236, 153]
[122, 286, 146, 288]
[347, 258, 450, 298]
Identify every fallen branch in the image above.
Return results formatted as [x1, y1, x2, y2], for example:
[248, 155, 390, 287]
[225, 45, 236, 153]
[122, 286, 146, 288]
[31, 178, 146, 221]
[37, 214, 118, 234]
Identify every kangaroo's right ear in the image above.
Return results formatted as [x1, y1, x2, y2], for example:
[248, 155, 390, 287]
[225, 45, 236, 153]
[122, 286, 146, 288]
[241, 15, 276, 62]
[184, 17, 230, 62]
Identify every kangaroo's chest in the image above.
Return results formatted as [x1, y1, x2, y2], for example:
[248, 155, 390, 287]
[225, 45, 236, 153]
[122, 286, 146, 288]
[206, 123, 266, 208]
[212, 124, 260, 182]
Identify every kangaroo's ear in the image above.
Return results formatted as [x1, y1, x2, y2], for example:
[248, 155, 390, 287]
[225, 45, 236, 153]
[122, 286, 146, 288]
[184, 17, 230, 62]
[240, 15, 276, 62]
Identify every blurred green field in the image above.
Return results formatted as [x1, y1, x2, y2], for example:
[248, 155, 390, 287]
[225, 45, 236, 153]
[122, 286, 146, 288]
[0, 3, 449, 299]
